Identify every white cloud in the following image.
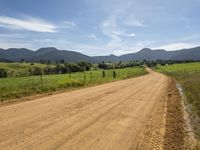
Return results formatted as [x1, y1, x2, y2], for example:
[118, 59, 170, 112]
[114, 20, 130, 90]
[155, 42, 200, 50]
[0, 39, 33, 49]
[124, 33, 136, 37]
[0, 33, 24, 38]
[33, 39, 52, 42]
[111, 50, 132, 56]
[123, 14, 145, 27]
[0, 16, 57, 32]
[98, 0, 146, 53]
[101, 16, 136, 50]
[63, 20, 76, 28]
[88, 34, 98, 40]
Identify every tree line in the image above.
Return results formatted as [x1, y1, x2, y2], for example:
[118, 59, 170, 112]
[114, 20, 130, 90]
[30, 61, 92, 76]
[1, 59, 200, 78]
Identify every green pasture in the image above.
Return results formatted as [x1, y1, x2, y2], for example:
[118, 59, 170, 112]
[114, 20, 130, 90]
[0, 67, 146, 101]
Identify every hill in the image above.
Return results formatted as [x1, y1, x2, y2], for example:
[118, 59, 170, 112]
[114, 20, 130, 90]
[97, 47, 200, 62]
[0, 47, 95, 63]
[0, 46, 200, 63]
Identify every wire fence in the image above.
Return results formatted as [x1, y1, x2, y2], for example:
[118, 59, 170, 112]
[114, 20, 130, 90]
[0, 67, 146, 101]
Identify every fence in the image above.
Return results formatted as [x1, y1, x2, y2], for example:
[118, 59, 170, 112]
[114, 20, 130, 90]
[38, 68, 140, 86]
[0, 67, 145, 101]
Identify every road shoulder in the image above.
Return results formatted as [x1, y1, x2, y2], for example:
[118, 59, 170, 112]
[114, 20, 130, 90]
[164, 79, 195, 149]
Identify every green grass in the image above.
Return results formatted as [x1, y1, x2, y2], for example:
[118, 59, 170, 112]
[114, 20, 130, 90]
[0, 62, 50, 77]
[0, 67, 146, 102]
[156, 62, 200, 139]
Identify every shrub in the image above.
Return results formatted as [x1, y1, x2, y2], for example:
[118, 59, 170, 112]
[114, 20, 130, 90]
[0, 69, 8, 78]
[31, 67, 43, 75]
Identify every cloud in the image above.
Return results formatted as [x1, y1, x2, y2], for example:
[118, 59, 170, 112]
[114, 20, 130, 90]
[0, 33, 24, 38]
[33, 39, 52, 42]
[63, 20, 76, 28]
[0, 16, 57, 32]
[124, 33, 136, 37]
[0, 39, 33, 49]
[123, 14, 145, 27]
[88, 34, 98, 40]
[101, 16, 137, 51]
[155, 42, 200, 50]
[98, 0, 146, 53]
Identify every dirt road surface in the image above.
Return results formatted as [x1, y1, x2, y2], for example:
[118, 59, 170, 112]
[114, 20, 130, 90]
[0, 70, 170, 150]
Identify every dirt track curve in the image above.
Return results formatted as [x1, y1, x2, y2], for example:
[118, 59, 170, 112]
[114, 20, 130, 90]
[0, 69, 170, 150]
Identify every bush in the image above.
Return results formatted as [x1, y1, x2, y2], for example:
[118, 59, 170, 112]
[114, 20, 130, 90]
[0, 69, 8, 78]
[44, 66, 56, 75]
[31, 67, 43, 75]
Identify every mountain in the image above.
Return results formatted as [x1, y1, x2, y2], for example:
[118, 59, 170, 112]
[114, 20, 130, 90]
[94, 54, 120, 62]
[0, 46, 200, 63]
[120, 48, 170, 61]
[0, 47, 95, 63]
[0, 48, 4, 53]
[0, 48, 34, 62]
[169, 47, 200, 60]
[103, 47, 200, 62]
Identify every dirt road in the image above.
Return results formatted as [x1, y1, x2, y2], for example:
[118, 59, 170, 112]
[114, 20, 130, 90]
[0, 70, 170, 150]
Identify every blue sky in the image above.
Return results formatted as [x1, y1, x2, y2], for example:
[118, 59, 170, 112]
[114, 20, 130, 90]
[0, 0, 200, 56]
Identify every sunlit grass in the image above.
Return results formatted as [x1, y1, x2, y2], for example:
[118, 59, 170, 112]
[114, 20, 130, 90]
[0, 67, 146, 101]
[156, 62, 200, 139]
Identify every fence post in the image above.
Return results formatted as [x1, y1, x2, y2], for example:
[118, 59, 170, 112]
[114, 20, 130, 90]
[83, 72, 86, 86]
[90, 72, 92, 81]
[29, 69, 32, 76]
[40, 74, 43, 83]
[69, 71, 71, 78]
[102, 71, 105, 78]
[113, 71, 116, 78]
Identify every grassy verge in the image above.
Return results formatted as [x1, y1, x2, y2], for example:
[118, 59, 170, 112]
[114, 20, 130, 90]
[156, 62, 200, 142]
[0, 67, 146, 102]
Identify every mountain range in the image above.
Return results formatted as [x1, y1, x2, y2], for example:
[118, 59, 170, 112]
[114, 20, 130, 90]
[0, 46, 200, 63]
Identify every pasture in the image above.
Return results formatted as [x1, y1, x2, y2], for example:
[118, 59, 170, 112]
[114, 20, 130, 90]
[0, 66, 146, 101]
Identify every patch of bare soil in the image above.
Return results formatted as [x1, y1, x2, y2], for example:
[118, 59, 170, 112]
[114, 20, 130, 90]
[164, 79, 194, 150]
[0, 70, 194, 150]
[0, 70, 169, 150]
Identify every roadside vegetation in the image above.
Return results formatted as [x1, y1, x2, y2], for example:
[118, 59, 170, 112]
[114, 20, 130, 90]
[0, 62, 146, 102]
[156, 62, 200, 142]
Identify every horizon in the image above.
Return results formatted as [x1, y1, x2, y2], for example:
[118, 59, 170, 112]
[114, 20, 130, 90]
[1, 45, 200, 57]
[0, 0, 200, 56]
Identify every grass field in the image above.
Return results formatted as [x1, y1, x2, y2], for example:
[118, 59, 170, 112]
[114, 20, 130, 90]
[0, 62, 50, 77]
[0, 66, 146, 102]
[156, 62, 200, 140]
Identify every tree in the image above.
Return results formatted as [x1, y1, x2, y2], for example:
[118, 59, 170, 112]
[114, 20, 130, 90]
[65, 63, 81, 72]
[31, 67, 43, 75]
[78, 61, 91, 71]
[40, 59, 46, 64]
[60, 59, 65, 64]
[98, 62, 108, 69]
[44, 66, 55, 75]
[0, 69, 8, 78]
[21, 58, 25, 63]
[46, 60, 51, 65]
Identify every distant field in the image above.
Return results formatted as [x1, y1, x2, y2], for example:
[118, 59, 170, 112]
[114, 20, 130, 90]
[0, 62, 53, 77]
[156, 62, 200, 139]
[0, 66, 146, 101]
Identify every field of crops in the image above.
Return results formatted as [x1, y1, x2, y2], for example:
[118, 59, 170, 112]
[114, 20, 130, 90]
[0, 67, 146, 101]
[156, 62, 200, 139]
